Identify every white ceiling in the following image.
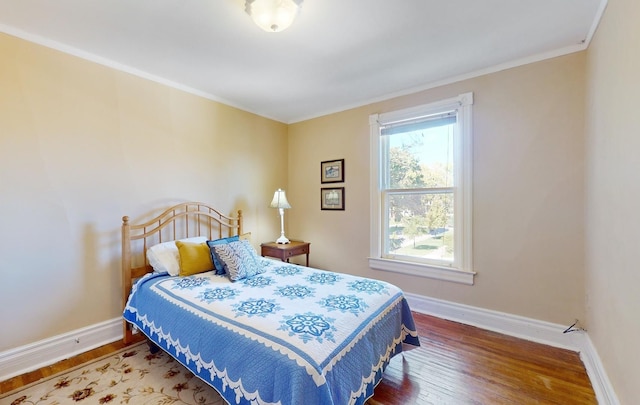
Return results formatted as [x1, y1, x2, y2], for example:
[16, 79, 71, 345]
[0, 0, 606, 123]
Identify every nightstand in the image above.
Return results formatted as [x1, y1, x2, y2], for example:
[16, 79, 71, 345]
[261, 241, 310, 267]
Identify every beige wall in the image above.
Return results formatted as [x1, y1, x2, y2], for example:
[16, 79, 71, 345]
[0, 33, 288, 351]
[585, 0, 640, 403]
[288, 52, 587, 326]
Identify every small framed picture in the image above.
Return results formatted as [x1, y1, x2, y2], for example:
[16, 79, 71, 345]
[321, 187, 345, 210]
[321, 159, 344, 183]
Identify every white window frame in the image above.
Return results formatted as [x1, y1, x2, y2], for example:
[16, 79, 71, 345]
[369, 92, 475, 285]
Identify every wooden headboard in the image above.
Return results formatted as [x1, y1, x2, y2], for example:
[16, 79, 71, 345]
[121, 202, 242, 343]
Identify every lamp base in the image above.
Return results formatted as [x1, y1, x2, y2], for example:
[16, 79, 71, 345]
[276, 235, 290, 244]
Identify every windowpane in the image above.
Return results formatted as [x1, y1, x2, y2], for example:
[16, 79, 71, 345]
[385, 192, 454, 263]
[384, 122, 454, 189]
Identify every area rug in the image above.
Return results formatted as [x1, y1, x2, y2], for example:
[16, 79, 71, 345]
[1, 343, 226, 405]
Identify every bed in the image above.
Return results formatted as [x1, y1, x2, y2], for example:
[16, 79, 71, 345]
[122, 202, 420, 405]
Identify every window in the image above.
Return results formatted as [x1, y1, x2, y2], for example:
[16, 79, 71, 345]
[369, 93, 475, 284]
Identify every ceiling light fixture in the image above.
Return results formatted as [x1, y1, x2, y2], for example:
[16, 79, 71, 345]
[245, 0, 303, 33]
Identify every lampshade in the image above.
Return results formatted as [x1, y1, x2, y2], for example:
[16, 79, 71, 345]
[245, 0, 303, 33]
[270, 189, 291, 209]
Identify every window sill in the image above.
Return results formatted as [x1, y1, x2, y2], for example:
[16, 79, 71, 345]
[368, 257, 475, 285]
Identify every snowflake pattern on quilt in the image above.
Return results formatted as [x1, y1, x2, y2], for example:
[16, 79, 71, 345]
[274, 284, 315, 300]
[305, 272, 342, 285]
[318, 294, 368, 315]
[234, 298, 282, 318]
[347, 279, 390, 295]
[272, 265, 302, 277]
[197, 287, 239, 303]
[242, 275, 274, 288]
[279, 312, 337, 344]
[171, 277, 209, 290]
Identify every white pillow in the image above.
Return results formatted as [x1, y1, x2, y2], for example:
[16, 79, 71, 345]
[146, 236, 207, 276]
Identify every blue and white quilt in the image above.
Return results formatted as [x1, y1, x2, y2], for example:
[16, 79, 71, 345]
[124, 258, 420, 405]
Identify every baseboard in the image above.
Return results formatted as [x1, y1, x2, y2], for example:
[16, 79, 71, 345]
[0, 317, 122, 382]
[405, 293, 619, 405]
[579, 334, 621, 405]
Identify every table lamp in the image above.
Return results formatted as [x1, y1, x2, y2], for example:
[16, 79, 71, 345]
[270, 188, 291, 244]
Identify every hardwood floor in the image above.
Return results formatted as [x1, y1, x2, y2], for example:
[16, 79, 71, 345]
[370, 312, 596, 404]
[1, 312, 596, 404]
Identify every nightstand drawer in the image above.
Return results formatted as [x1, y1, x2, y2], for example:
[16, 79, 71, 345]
[285, 245, 307, 256]
[261, 241, 310, 267]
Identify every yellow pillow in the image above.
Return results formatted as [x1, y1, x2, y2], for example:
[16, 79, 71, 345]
[176, 241, 214, 276]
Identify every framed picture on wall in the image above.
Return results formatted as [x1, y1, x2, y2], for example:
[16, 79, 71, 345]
[321, 187, 345, 210]
[321, 159, 344, 183]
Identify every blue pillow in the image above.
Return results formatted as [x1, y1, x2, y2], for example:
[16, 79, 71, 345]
[206, 235, 240, 274]
[211, 240, 265, 281]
